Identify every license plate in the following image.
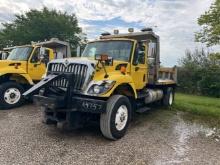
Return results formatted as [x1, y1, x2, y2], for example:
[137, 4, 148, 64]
[81, 101, 103, 111]
[74, 97, 106, 113]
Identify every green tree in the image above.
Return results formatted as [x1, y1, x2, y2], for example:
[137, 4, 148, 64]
[0, 7, 81, 50]
[195, 0, 220, 46]
[178, 49, 220, 97]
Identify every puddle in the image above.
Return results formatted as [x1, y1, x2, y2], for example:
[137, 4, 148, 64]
[162, 111, 220, 164]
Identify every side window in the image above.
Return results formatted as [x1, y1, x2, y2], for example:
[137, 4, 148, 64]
[57, 51, 63, 59]
[44, 49, 50, 62]
[133, 42, 146, 65]
[31, 48, 50, 63]
[133, 44, 138, 65]
[138, 43, 145, 64]
[31, 48, 40, 63]
[88, 47, 96, 57]
[45, 49, 49, 58]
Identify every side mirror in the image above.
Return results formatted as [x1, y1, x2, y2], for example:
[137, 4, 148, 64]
[140, 46, 145, 51]
[39, 47, 49, 65]
[139, 50, 145, 54]
[148, 57, 155, 66]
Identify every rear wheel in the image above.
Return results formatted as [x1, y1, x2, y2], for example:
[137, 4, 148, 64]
[162, 87, 174, 107]
[100, 95, 131, 140]
[0, 82, 24, 109]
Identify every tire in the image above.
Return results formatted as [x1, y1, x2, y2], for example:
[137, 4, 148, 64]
[162, 87, 174, 107]
[0, 82, 25, 110]
[100, 95, 132, 140]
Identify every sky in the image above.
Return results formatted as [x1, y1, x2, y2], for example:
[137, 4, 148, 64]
[0, 0, 219, 66]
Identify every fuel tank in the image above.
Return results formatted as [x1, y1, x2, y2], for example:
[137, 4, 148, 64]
[144, 89, 163, 104]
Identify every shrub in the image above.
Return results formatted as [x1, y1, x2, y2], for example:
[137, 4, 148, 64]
[178, 49, 220, 97]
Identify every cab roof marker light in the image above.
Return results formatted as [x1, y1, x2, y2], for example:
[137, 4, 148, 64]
[141, 27, 153, 32]
[101, 32, 111, 36]
[128, 28, 134, 33]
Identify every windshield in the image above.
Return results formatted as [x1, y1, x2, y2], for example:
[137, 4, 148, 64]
[82, 40, 133, 62]
[7, 47, 33, 61]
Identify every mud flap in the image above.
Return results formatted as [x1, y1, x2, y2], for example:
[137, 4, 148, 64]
[23, 74, 62, 98]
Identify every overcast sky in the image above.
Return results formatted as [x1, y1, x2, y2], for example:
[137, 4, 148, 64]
[0, 0, 219, 66]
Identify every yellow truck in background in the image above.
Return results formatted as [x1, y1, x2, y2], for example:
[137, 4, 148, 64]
[0, 38, 71, 109]
[24, 28, 177, 140]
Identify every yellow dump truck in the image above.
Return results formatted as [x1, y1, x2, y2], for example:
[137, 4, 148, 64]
[24, 28, 177, 140]
[0, 38, 71, 109]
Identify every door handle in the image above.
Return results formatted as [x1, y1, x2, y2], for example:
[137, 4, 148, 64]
[135, 67, 140, 71]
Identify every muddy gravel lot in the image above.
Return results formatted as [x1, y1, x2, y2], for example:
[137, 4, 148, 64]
[0, 104, 220, 165]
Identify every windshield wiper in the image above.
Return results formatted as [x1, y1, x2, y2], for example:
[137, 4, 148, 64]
[101, 61, 109, 78]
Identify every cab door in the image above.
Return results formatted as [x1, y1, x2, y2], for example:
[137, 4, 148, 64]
[28, 47, 49, 81]
[131, 42, 148, 90]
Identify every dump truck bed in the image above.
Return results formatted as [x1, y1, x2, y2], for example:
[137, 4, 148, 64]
[156, 66, 177, 85]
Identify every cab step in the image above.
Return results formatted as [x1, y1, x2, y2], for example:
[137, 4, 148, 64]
[136, 107, 151, 113]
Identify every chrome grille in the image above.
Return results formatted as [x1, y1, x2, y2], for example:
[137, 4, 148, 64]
[48, 63, 88, 90]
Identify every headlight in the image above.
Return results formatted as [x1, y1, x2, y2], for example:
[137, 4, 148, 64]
[93, 85, 102, 94]
[88, 80, 115, 95]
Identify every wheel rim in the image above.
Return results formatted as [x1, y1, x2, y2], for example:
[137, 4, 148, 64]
[169, 92, 173, 105]
[115, 105, 128, 131]
[4, 88, 21, 105]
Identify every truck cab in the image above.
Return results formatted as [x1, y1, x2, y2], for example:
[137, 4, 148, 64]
[0, 38, 71, 109]
[24, 28, 177, 140]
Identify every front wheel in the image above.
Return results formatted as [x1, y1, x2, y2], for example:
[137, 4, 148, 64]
[0, 82, 24, 109]
[100, 95, 132, 140]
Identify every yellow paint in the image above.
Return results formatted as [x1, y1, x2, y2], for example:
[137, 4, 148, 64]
[85, 38, 174, 98]
[93, 63, 138, 98]
[130, 43, 148, 89]
[0, 46, 54, 85]
[28, 46, 54, 80]
[88, 39, 149, 98]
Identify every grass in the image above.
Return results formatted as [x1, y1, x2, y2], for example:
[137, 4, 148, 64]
[173, 93, 220, 118]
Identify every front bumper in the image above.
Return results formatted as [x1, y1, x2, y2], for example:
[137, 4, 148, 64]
[33, 95, 107, 113]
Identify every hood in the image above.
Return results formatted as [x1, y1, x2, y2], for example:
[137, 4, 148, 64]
[49, 57, 97, 67]
[47, 57, 130, 88]
[0, 60, 27, 74]
[0, 60, 17, 68]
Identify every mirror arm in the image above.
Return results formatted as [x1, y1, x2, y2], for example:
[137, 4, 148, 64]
[101, 61, 109, 78]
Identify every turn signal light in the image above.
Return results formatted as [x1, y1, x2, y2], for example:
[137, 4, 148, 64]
[14, 63, 19, 69]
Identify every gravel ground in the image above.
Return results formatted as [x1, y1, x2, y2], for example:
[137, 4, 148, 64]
[0, 104, 219, 165]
